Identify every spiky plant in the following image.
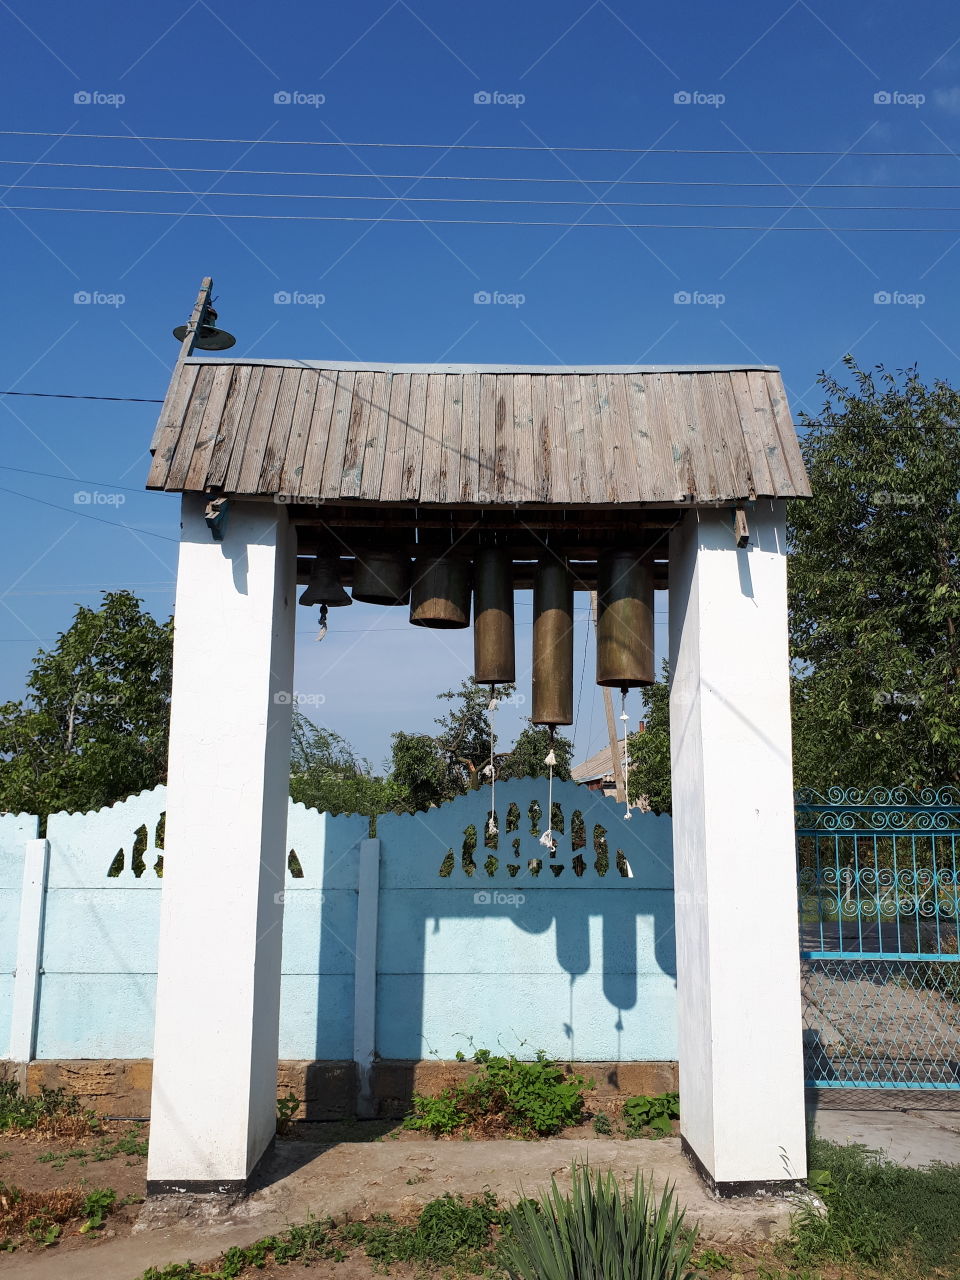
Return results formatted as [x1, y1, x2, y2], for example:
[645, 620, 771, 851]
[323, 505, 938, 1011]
[499, 1163, 696, 1280]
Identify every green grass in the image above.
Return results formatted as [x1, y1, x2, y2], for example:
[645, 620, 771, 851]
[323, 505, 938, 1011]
[0, 1081, 99, 1139]
[788, 1136, 960, 1271]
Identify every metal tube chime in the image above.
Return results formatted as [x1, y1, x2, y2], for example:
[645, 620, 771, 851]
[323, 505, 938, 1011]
[595, 550, 655, 688]
[351, 550, 411, 605]
[409, 554, 471, 628]
[473, 548, 515, 684]
[532, 559, 574, 725]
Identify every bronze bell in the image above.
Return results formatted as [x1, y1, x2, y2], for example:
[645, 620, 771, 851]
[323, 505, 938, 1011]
[298, 555, 352, 607]
[531, 559, 574, 725]
[352, 550, 411, 605]
[410, 554, 471, 628]
[473, 548, 515, 683]
[595, 550, 654, 688]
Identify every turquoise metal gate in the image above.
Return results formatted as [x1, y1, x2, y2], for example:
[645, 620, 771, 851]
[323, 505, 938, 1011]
[797, 787, 960, 1089]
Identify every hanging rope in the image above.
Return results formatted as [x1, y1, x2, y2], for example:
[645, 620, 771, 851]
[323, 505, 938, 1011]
[540, 726, 558, 852]
[483, 687, 498, 837]
[620, 689, 631, 820]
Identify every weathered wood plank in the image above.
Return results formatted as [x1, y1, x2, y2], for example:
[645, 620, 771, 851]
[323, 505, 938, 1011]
[379, 374, 412, 503]
[359, 371, 395, 501]
[419, 374, 447, 503]
[763, 371, 811, 496]
[604, 371, 640, 504]
[710, 371, 753, 502]
[183, 363, 240, 492]
[729, 370, 776, 496]
[579, 374, 608, 504]
[561, 374, 588, 504]
[296, 371, 339, 499]
[258, 367, 301, 495]
[340, 370, 376, 499]
[401, 373, 428, 501]
[146, 364, 202, 489]
[278, 369, 320, 500]
[206, 365, 256, 490]
[320, 372, 357, 500]
[544, 375, 571, 505]
[439, 373, 463, 505]
[511, 373, 534, 504]
[164, 364, 218, 492]
[233, 365, 285, 496]
[477, 373, 498, 504]
[493, 373, 514, 504]
[530, 375, 554, 504]
[458, 372, 481, 503]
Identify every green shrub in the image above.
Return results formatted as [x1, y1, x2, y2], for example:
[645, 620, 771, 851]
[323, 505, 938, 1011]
[624, 1091, 680, 1138]
[403, 1049, 589, 1137]
[499, 1163, 696, 1280]
[346, 1192, 503, 1268]
[0, 1081, 98, 1139]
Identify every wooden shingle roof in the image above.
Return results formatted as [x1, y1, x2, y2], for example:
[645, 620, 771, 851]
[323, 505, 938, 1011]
[146, 358, 810, 506]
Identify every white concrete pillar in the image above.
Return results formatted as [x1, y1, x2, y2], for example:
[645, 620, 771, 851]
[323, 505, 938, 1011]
[147, 496, 297, 1194]
[668, 500, 807, 1193]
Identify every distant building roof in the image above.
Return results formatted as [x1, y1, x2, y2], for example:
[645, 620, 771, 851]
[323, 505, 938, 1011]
[146, 359, 811, 506]
[572, 745, 627, 784]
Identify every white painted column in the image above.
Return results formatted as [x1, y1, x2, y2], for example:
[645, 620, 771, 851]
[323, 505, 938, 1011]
[669, 501, 807, 1192]
[353, 837, 381, 1117]
[10, 837, 50, 1062]
[147, 496, 297, 1192]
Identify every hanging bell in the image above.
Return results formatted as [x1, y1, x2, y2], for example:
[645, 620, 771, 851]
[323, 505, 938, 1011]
[352, 550, 411, 605]
[595, 550, 654, 688]
[473, 547, 515, 683]
[409, 554, 471, 628]
[532, 559, 574, 725]
[298, 555, 352, 607]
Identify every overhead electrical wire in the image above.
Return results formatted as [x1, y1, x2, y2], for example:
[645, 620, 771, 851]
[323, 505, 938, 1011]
[0, 158, 957, 192]
[0, 484, 178, 541]
[1, 389, 163, 403]
[1, 130, 958, 157]
[3, 205, 957, 230]
[6, 182, 959, 213]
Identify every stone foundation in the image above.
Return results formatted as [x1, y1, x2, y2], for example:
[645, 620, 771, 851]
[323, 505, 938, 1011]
[2, 1058, 679, 1120]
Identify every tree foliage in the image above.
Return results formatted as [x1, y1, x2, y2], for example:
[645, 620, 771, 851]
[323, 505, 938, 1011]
[789, 360, 960, 788]
[626, 663, 672, 814]
[289, 708, 392, 819]
[0, 591, 172, 820]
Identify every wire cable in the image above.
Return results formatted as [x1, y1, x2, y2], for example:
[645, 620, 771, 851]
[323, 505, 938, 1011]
[0, 485, 178, 541]
[4, 205, 958, 230]
[2, 390, 163, 403]
[1, 130, 958, 157]
[2, 158, 959, 191]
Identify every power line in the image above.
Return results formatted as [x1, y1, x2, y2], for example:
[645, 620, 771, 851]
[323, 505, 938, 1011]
[5, 205, 959, 230]
[1, 158, 957, 191]
[1, 130, 957, 157]
[0, 463, 156, 494]
[10, 182, 960, 213]
[0, 485, 178, 542]
[2, 390, 163, 403]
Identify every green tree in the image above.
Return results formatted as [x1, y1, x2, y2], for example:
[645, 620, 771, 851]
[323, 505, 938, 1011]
[289, 708, 392, 819]
[500, 721, 573, 781]
[626, 663, 672, 814]
[0, 591, 173, 820]
[789, 360, 960, 788]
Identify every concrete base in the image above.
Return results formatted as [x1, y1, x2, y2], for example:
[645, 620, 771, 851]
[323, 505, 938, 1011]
[682, 1136, 806, 1199]
[5, 1057, 679, 1121]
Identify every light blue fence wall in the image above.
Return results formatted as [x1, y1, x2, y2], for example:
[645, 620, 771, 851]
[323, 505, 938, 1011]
[1, 782, 677, 1064]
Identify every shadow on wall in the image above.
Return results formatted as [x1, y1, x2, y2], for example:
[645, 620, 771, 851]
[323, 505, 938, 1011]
[356, 779, 676, 1064]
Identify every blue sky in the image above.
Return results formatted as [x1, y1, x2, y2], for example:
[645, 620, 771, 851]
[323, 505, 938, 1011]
[1, 0, 958, 769]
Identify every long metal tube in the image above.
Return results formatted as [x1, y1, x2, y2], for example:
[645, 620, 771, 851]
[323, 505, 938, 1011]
[473, 548, 515, 684]
[532, 559, 574, 725]
[595, 550, 654, 688]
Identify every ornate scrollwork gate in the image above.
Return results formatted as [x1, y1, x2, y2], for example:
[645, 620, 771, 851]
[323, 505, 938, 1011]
[797, 787, 960, 1089]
